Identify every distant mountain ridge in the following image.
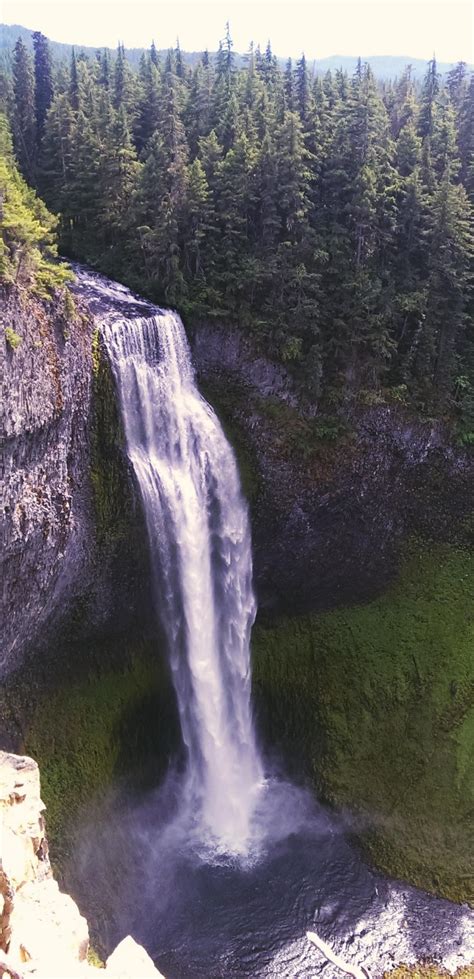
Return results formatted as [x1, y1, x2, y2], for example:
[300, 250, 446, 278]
[1, 22, 472, 78]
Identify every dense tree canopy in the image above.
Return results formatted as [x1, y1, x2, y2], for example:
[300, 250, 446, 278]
[2, 31, 474, 427]
[0, 112, 71, 295]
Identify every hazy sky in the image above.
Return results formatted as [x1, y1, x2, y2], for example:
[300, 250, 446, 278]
[2, 0, 473, 63]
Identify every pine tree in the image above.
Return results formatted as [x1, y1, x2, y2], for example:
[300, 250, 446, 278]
[12, 38, 36, 183]
[90, 105, 140, 275]
[295, 54, 312, 124]
[32, 31, 54, 146]
[431, 97, 460, 180]
[284, 58, 295, 112]
[458, 74, 474, 195]
[186, 58, 214, 155]
[421, 175, 474, 401]
[183, 157, 210, 281]
[396, 115, 421, 177]
[446, 62, 468, 111]
[69, 48, 80, 111]
[39, 92, 75, 220]
[135, 54, 161, 153]
[418, 58, 439, 139]
[97, 49, 110, 88]
[113, 43, 137, 122]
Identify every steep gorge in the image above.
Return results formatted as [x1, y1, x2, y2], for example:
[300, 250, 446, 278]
[1, 272, 473, 917]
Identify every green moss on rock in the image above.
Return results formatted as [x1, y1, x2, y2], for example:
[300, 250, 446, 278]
[199, 378, 261, 502]
[253, 543, 474, 904]
[2, 635, 178, 873]
[90, 339, 136, 545]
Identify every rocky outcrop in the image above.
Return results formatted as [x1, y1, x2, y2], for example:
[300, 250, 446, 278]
[0, 750, 88, 974]
[192, 322, 300, 407]
[0, 283, 151, 682]
[106, 937, 164, 978]
[1, 288, 95, 675]
[0, 750, 164, 978]
[192, 326, 474, 612]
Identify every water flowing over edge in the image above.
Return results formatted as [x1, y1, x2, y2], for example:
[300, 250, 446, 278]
[71, 268, 474, 978]
[103, 307, 264, 860]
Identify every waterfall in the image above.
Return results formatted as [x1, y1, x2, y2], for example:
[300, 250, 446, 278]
[103, 311, 264, 857]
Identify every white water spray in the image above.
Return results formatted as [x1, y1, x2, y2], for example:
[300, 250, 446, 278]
[104, 311, 263, 856]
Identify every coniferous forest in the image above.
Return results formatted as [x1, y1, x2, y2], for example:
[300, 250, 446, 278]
[2, 28, 474, 428]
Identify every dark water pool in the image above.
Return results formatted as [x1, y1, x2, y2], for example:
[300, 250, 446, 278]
[74, 773, 474, 978]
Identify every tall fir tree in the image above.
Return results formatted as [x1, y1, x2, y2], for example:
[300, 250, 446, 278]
[12, 38, 36, 183]
[32, 31, 54, 147]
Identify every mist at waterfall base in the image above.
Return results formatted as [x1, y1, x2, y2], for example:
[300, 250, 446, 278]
[74, 269, 474, 979]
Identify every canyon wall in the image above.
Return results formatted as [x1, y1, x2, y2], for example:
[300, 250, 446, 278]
[1, 280, 473, 907]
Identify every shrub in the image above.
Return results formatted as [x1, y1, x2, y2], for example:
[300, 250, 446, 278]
[4, 325, 22, 350]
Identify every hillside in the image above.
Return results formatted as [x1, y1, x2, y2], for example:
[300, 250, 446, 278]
[0, 22, 471, 78]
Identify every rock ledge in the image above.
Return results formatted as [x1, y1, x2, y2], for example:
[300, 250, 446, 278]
[0, 751, 164, 978]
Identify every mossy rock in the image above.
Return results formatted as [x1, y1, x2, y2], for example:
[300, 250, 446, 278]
[1, 633, 179, 874]
[252, 542, 474, 904]
[199, 378, 261, 503]
[90, 333, 137, 545]
[386, 968, 474, 979]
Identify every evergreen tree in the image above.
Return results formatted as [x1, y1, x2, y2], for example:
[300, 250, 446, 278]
[150, 41, 159, 68]
[135, 54, 161, 153]
[418, 57, 439, 139]
[12, 38, 36, 183]
[69, 48, 80, 111]
[421, 175, 473, 401]
[113, 43, 137, 121]
[32, 31, 54, 146]
[458, 74, 474, 195]
[446, 61, 468, 111]
[183, 157, 210, 281]
[295, 53, 311, 124]
[284, 58, 295, 112]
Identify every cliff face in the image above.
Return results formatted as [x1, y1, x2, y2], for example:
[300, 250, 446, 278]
[1, 288, 95, 675]
[3, 286, 472, 676]
[192, 323, 474, 612]
[1, 275, 473, 910]
[0, 285, 151, 682]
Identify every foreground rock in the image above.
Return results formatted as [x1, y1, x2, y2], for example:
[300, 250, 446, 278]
[0, 751, 164, 978]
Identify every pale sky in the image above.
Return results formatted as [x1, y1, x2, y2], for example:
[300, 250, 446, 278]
[2, 0, 473, 63]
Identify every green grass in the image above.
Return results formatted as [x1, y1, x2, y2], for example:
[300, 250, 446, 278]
[253, 542, 474, 903]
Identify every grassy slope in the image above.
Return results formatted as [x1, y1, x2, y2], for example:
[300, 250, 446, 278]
[253, 543, 474, 904]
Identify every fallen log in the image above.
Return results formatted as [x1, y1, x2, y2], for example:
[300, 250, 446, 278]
[307, 930, 370, 979]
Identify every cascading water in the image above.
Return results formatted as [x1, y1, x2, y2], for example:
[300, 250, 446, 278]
[103, 310, 264, 856]
[74, 270, 474, 979]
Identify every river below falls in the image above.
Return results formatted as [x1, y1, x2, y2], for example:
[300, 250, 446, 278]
[74, 772, 474, 979]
